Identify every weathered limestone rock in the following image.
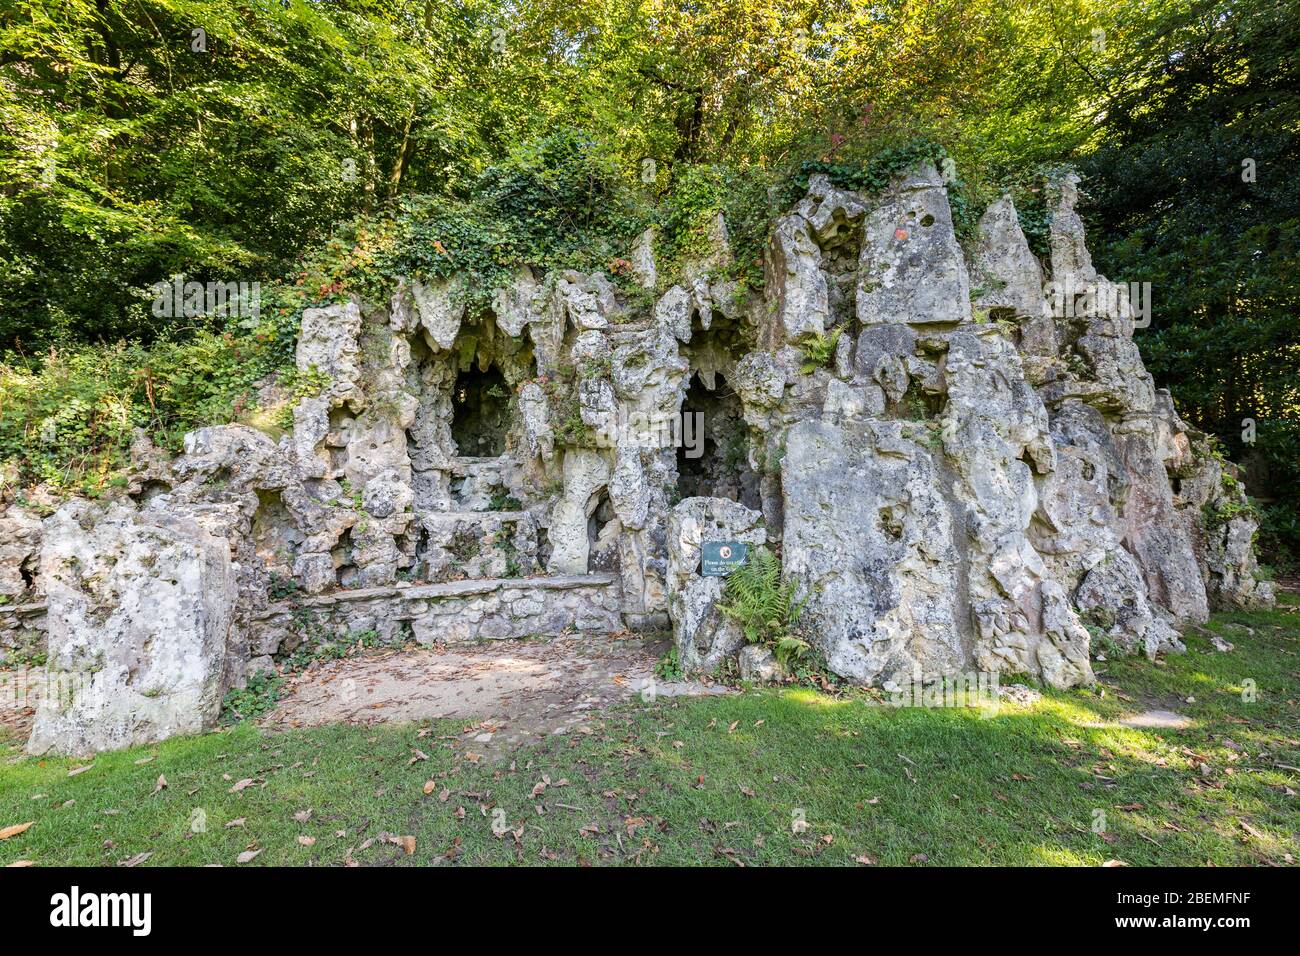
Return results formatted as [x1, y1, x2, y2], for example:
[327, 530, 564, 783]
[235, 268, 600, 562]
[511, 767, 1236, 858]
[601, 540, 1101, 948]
[28, 501, 235, 756]
[1075, 551, 1182, 658]
[1206, 513, 1275, 609]
[298, 300, 362, 398]
[578, 376, 618, 436]
[546, 449, 612, 574]
[609, 445, 651, 531]
[177, 424, 289, 491]
[782, 419, 966, 685]
[555, 270, 619, 331]
[0, 504, 40, 600]
[1113, 427, 1209, 623]
[668, 498, 766, 673]
[766, 212, 829, 345]
[1030, 401, 1183, 660]
[611, 327, 689, 404]
[732, 351, 788, 430]
[411, 275, 466, 350]
[655, 285, 694, 343]
[1175, 435, 1276, 610]
[421, 510, 538, 582]
[492, 267, 540, 337]
[799, 174, 868, 241]
[1047, 172, 1098, 288]
[738, 644, 783, 683]
[518, 382, 555, 461]
[942, 328, 1093, 687]
[857, 161, 971, 327]
[853, 324, 917, 404]
[630, 227, 658, 289]
[972, 196, 1050, 321]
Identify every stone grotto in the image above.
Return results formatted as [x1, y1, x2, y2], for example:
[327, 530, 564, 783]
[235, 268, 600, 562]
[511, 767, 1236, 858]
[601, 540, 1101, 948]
[0, 163, 1274, 755]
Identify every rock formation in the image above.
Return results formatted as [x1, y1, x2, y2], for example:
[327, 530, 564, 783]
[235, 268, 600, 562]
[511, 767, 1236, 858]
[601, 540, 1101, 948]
[0, 162, 1273, 753]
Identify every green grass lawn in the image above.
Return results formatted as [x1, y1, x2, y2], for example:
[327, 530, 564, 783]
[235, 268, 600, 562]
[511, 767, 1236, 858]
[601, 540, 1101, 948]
[2, 596, 1298, 867]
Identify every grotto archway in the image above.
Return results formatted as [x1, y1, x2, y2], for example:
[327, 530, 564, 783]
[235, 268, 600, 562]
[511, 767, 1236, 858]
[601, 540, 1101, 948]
[676, 372, 760, 508]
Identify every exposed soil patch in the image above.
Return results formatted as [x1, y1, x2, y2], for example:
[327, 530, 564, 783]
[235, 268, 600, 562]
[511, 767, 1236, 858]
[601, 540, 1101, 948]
[267, 634, 727, 758]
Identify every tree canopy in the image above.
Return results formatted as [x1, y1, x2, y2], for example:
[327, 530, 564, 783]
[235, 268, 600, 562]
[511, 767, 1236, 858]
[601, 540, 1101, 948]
[1, 0, 1297, 561]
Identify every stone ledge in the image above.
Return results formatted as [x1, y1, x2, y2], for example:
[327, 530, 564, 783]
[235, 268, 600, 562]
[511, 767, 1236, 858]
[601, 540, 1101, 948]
[0, 601, 48, 617]
[256, 573, 619, 617]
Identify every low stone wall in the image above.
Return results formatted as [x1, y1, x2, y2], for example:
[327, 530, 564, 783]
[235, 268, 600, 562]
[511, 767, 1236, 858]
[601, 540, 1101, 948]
[247, 574, 625, 664]
[0, 576, 626, 672]
[0, 601, 47, 666]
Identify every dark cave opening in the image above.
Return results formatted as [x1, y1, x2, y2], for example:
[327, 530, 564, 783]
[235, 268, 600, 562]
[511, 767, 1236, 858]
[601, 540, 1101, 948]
[451, 364, 511, 457]
[676, 372, 760, 508]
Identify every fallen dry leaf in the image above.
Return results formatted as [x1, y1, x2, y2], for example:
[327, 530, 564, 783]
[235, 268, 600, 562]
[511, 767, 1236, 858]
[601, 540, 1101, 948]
[297, 836, 316, 847]
[151, 774, 167, 796]
[0, 822, 34, 841]
[236, 848, 263, 864]
[228, 778, 255, 794]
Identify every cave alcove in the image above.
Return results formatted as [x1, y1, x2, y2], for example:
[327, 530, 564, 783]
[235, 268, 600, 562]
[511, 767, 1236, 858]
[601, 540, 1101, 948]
[451, 363, 511, 457]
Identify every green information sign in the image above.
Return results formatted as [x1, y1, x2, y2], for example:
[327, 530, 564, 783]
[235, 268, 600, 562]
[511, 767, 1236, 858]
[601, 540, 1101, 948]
[701, 540, 749, 577]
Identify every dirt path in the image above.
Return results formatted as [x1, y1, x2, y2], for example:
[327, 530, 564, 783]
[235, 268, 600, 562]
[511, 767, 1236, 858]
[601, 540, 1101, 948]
[267, 634, 727, 757]
[2, 634, 728, 757]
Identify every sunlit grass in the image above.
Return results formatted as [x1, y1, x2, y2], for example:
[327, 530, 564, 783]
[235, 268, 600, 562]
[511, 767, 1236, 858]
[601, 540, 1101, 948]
[1, 598, 1297, 866]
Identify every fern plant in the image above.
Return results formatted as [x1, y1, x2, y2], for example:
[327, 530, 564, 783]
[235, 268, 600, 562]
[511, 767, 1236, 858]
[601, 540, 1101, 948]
[717, 548, 809, 667]
[799, 327, 842, 374]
